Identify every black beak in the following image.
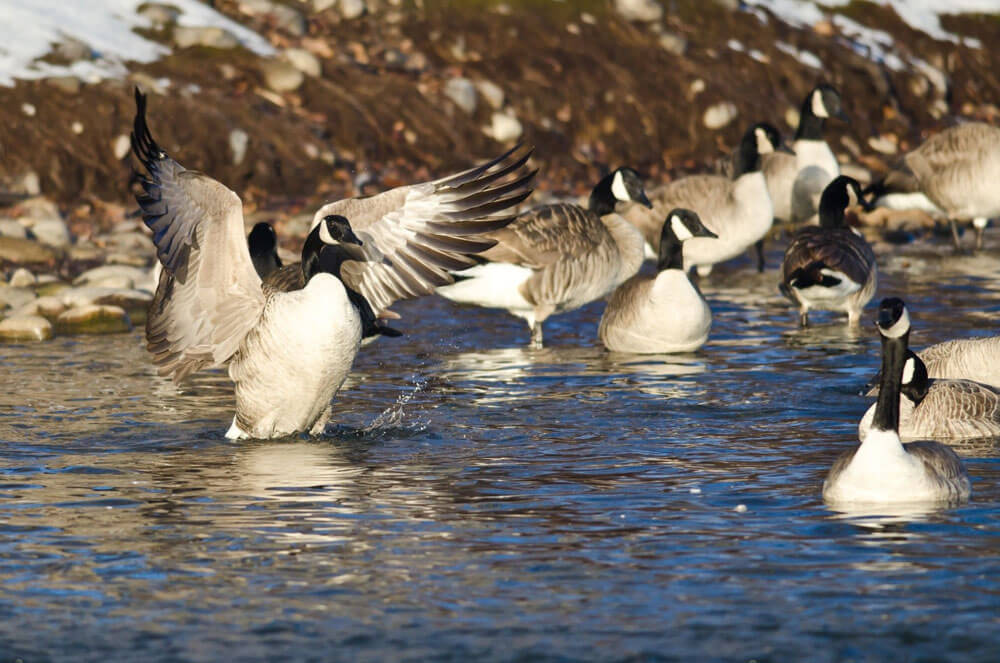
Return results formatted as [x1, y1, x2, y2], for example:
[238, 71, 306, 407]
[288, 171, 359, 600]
[698, 226, 719, 239]
[636, 191, 653, 209]
[778, 141, 796, 155]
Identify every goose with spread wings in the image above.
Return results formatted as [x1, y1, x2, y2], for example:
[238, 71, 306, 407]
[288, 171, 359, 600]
[132, 90, 534, 439]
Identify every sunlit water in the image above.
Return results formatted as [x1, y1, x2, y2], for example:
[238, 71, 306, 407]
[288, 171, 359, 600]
[2, 241, 1000, 661]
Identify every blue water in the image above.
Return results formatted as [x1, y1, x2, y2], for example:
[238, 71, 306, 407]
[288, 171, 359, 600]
[1, 245, 999, 662]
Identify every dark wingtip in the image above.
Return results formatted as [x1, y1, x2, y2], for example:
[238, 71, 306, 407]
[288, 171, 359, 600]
[130, 86, 165, 172]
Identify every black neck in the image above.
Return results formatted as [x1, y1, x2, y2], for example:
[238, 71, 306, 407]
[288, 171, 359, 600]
[733, 134, 760, 178]
[795, 94, 825, 141]
[657, 231, 684, 271]
[818, 203, 846, 230]
[300, 225, 327, 281]
[872, 331, 908, 433]
[589, 173, 618, 216]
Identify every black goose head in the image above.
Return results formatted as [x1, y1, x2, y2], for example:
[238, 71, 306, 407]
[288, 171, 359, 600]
[590, 166, 652, 216]
[899, 349, 930, 405]
[303, 215, 365, 280]
[658, 208, 717, 271]
[876, 297, 910, 340]
[818, 175, 864, 229]
[797, 84, 848, 139]
[735, 123, 790, 176]
[248, 221, 282, 278]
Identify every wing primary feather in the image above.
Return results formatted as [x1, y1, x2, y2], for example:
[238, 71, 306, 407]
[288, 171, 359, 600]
[444, 149, 535, 195]
[443, 190, 533, 221]
[436, 144, 532, 188]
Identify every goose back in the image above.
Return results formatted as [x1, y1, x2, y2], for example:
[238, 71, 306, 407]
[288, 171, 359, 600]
[905, 123, 1000, 218]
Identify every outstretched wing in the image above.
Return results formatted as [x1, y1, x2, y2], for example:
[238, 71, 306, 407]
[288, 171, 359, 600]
[132, 89, 265, 383]
[313, 145, 535, 316]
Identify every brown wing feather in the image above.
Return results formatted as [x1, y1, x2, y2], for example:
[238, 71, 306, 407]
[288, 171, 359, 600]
[782, 227, 875, 285]
[482, 203, 608, 268]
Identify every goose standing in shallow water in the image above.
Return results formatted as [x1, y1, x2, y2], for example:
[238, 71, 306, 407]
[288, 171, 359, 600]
[132, 89, 534, 439]
[436, 167, 651, 347]
[866, 122, 1000, 250]
[762, 84, 848, 226]
[599, 209, 717, 353]
[823, 298, 970, 505]
[780, 176, 876, 326]
[623, 123, 787, 276]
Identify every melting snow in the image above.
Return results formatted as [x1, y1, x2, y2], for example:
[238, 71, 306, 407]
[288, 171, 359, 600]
[0, 0, 274, 86]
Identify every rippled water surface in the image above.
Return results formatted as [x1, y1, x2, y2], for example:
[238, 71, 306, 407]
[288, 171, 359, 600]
[2, 243, 1000, 661]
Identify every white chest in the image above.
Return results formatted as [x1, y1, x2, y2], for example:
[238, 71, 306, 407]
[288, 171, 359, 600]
[793, 139, 839, 178]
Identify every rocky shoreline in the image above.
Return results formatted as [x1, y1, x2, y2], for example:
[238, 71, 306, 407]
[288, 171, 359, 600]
[1, 1, 999, 342]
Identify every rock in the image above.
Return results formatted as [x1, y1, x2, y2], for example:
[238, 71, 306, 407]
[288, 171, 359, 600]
[230, 129, 249, 166]
[0, 220, 28, 239]
[95, 231, 155, 254]
[483, 111, 523, 142]
[868, 135, 898, 156]
[9, 172, 40, 196]
[93, 290, 153, 324]
[21, 103, 36, 117]
[73, 265, 148, 289]
[240, 0, 308, 36]
[112, 134, 131, 160]
[67, 243, 104, 263]
[47, 76, 82, 94]
[688, 79, 705, 98]
[55, 37, 92, 62]
[138, 3, 180, 27]
[784, 107, 800, 131]
[260, 59, 305, 92]
[339, 0, 367, 20]
[34, 280, 70, 297]
[173, 26, 240, 50]
[614, 0, 663, 22]
[0, 285, 37, 310]
[30, 296, 68, 320]
[9, 268, 35, 288]
[311, 0, 337, 11]
[283, 48, 322, 77]
[475, 79, 504, 110]
[0, 237, 59, 265]
[0, 315, 52, 342]
[55, 305, 132, 335]
[444, 77, 477, 114]
[659, 32, 688, 56]
[105, 252, 150, 269]
[31, 219, 72, 248]
[703, 101, 739, 130]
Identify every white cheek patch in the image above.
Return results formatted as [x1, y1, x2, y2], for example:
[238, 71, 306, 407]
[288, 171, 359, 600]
[755, 128, 774, 155]
[611, 170, 630, 202]
[670, 215, 694, 241]
[811, 89, 829, 118]
[901, 357, 915, 384]
[318, 221, 336, 245]
[882, 307, 910, 338]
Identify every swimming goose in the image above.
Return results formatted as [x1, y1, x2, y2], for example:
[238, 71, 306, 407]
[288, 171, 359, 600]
[248, 221, 282, 278]
[132, 89, 534, 439]
[780, 176, 877, 326]
[823, 298, 970, 505]
[867, 335, 1000, 397]
[762, 84, 848, 225]
[866, 122, 1000, 250]
[436, 167, 651, 347]
[599, 208, 717, 353]
[859, 347, 1000, 441]
[623, 123, 787, 276]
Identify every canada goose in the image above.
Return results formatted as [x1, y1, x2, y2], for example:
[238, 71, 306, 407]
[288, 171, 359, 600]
[623, 123, 787, 276]
[248, 221, 282, 278]
[780, 176, 876, 326]
[823, 298, 970, 504]
[599, 208, 717, 353]
[436, 167, 651, 347]
[859, 347, 1000, 441]
[132, 89, 534, 439]
[866, 122, 1000, 250]
[762, 84, 848, 225]
[867, 335, 1000, 396]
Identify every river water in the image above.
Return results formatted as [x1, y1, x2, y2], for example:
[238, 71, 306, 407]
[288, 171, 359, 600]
[1, 241, 999, 661]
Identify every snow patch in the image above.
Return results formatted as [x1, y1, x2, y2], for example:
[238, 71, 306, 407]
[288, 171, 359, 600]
[0, 0, 274, 86]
